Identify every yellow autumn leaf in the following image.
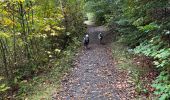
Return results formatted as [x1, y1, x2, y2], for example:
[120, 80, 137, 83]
[44, 25, 51, 32]
[0, 32, 11, 38]
[51, 30, 56, 36]
[0, 76, 4, 80]
[10, 0, 24, 2]
[53, 26, 64, 31]
[18, 0, 25, 3]
[57, 13, 64, 18]
[3, 18, 13, 26]
[54, 49, 61, 53]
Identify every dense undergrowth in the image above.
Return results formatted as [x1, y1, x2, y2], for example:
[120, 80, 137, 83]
[18, 38, 81, 100]
[85, 0, 170, 99]
[0, 0, 85, 99]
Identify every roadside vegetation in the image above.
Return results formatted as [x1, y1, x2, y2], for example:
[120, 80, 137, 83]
[0, 0, 84, 99]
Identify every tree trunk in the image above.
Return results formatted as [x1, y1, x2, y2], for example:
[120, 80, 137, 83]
[59, 0, 69, 49]
[0, 38, 9, 82]
[19, 2, 30, 59]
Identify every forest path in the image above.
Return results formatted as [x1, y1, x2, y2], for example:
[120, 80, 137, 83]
[52, 24, 134, 100]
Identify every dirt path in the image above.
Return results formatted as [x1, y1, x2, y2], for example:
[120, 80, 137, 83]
[52, 25, 134, 100]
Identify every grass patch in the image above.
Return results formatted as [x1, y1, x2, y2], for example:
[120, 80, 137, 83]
[112, 42, 135, 71]
[112, 42, 152, 75]
[112, 41, 156, 98]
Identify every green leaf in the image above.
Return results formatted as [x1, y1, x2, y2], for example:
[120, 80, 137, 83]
[0, 84, 10, 92]
[66, 32, 71, 36]
[0, 76, 4, 80]
[159, 94, 168, 100]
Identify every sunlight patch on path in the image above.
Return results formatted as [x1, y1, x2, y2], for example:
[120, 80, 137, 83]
[84, 21, 95, 26]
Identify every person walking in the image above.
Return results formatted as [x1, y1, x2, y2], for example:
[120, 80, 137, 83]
[83, 34, 89, 49]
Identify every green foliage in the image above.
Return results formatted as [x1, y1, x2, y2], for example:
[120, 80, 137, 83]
[84, 0, 114, 24]
[115, 19, 131, 26]
[0, 77, 10, 92]
[138, 22, 160, 33]
[133, 17, 144, 27]
[134, 35, 170, 99]
[152, 71, 170, 100]
[134, 35, 170, 69]
[132, 71, 143, 94]
[0, 84, 10, 92]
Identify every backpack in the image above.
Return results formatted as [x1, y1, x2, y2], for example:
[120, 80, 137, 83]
[83, 35, 89, 44]
[98, 33, 103, 40]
